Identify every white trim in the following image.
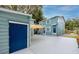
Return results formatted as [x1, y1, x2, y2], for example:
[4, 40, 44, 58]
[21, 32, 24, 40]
[27, 24, 30, 48]
[9, 21, 27, 25]
[29, 24, 31, 47]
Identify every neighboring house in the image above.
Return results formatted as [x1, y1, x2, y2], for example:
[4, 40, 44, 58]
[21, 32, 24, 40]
[39, 20, 46, 35]
[30, 19, 44, 35]
[39, 16, 65, 36]
[0, 8, 32, 54]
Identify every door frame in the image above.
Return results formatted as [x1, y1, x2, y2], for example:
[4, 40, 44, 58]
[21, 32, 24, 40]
[9, 21, 30, 49]
[51, 24, 57, 35]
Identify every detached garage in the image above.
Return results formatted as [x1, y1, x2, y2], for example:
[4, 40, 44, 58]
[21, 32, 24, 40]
[0, 8, 31, 54]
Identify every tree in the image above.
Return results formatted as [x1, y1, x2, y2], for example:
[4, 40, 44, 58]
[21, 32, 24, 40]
[32, 8, 43, 24]
[0, 5, 17, 11]
[0, 5, 44, 24]
[65, 19, 79, 31]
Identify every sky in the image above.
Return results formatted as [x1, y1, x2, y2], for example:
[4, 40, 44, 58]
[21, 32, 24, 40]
[43, 5, 79, 20]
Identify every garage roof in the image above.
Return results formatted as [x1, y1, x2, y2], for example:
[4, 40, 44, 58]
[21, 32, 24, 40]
[0, 8, 32, 16]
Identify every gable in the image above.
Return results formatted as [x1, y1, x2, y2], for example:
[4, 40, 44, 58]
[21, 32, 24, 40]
[47, 17, 58, 25]
[58, 16, 65, 23]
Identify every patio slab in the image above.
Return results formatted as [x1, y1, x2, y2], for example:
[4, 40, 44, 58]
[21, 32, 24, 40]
[13, 35, 79, 54]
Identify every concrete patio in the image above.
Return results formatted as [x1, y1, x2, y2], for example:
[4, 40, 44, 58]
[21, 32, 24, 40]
[13, 35, 79, 54]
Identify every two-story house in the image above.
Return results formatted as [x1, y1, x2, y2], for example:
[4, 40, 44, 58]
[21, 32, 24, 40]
[39, 16, 65, 36]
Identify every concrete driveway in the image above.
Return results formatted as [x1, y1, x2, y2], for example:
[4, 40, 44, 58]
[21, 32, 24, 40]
[13, 35, 79, 54]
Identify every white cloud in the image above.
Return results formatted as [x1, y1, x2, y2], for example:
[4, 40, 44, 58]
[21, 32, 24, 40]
[58, 5, 77, 11]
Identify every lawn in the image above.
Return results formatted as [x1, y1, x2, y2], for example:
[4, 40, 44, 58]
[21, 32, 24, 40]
[64, 36, 77, 38]
[64, 33, 77, 38]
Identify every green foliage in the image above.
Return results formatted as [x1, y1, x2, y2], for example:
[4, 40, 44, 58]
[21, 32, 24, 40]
[0, 5, 18, 11]
[0, 5, 44, 24]
[32, 8, 43, 23]
[65, 19, 79, 31]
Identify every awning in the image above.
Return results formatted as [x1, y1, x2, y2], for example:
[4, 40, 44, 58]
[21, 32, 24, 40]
[30, 24, 44, 29]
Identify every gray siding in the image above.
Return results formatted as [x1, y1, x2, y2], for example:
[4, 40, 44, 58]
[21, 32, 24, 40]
[57, 17, 65, 36]
[45, 16, 65, 36]
[46, 17, 58, 35]
[0, 17, 9, 54]
[0, 9, 31, 54]
[0, 11, 31, 23]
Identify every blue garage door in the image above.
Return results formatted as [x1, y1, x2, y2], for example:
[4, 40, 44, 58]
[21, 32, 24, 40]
[9, 22, 27, 53]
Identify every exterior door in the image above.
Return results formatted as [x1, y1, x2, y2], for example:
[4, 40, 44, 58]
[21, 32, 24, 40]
[52, 25, 56, 33]
[9, 21, 27, 53]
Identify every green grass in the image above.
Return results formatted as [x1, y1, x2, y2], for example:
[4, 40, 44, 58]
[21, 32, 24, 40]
[64, 36, 77, 38]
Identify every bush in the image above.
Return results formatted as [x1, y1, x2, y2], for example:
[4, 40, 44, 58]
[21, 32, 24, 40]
[65, 29, 73, 34]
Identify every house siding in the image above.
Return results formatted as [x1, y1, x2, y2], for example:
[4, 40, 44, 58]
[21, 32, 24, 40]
[46, 17, 58, 35]
[40, 16, 65, 36]
[0, 9, 31, 54]
[0, 17, 9, 54]
[57, 17, 65, 36]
